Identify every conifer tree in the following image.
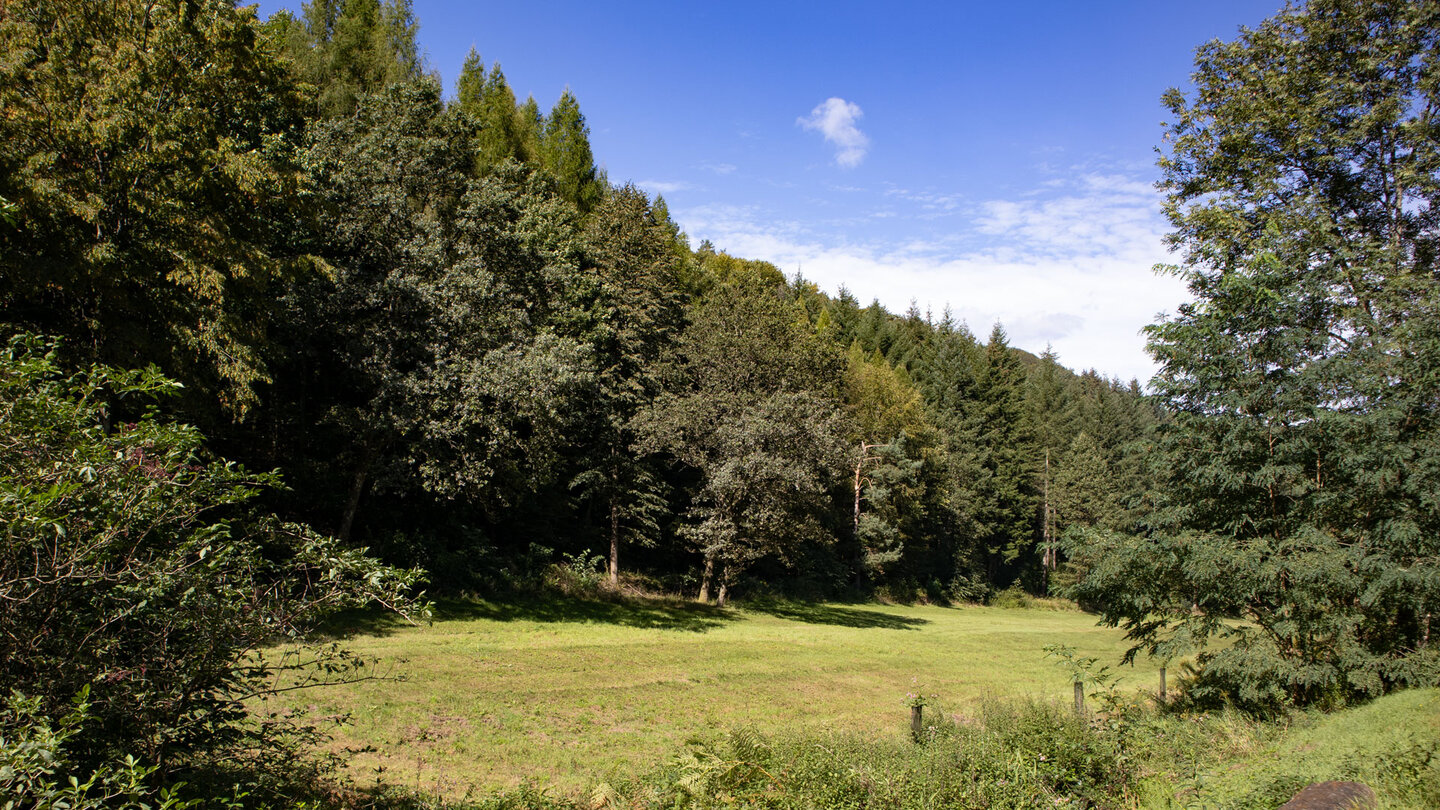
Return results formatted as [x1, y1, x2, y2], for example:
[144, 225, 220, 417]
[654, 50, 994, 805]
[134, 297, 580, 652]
[540, 89, 602, 212]
[972, 324, 1037, 580]
[514, 95, 545, 165]
[281, 0, 422, 118]
[473, 64, 521, 170]
[455, 46, 486, 111]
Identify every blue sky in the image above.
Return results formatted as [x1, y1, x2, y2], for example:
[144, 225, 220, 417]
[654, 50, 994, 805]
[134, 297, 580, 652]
[254, 0, 1284, 382]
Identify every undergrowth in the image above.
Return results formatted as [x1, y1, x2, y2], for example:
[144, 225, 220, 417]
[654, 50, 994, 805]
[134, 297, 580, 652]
[345, 688, 1440, 810]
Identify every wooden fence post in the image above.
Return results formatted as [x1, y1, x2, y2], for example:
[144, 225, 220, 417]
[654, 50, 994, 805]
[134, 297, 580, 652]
[1160, 667, 1168, 703]
[1073, 680, 1085, 717]
[911, 704, 923, 742]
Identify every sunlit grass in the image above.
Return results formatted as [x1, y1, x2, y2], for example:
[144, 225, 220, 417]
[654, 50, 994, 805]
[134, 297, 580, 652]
[271, 597, 1168, 796]
[1135, 688, 1440, 809]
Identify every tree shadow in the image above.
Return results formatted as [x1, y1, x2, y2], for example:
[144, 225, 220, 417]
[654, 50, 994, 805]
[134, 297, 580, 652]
[746, 600, 930, 630]
[310, 605, 419, 639]
[313, 596, 928, 638]
[436, 595, 733, 632]
[314, 594, 735, 638]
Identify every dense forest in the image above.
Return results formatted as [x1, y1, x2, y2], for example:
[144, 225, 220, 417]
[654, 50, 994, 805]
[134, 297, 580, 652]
[1, 0, 1436, 807]
[0, 0, 1159, 605]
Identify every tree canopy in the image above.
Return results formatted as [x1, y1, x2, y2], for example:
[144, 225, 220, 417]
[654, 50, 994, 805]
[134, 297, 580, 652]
[0, 1, 1179, 802]
[1070, 0, 1440, 709]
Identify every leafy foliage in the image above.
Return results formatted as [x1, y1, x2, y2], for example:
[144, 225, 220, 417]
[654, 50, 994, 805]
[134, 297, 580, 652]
[1072, 0, 1440, 709]
[637, 284, 847, 602]
[0, 0, 308, 413]
[0, 335, 425, 801]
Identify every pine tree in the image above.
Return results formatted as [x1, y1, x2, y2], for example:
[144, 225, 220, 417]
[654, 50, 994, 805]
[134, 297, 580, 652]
[514, 95, 544, 165]
[281, 0, 422, 118]
[473, 64, 521, 170]
[455, 46, 486, 112]
[972, 324, 1037, 581]
[540, 89, 602, 212]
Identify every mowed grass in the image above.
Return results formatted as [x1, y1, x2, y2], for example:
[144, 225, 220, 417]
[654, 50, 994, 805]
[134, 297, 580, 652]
[273, 597, 1167, 797]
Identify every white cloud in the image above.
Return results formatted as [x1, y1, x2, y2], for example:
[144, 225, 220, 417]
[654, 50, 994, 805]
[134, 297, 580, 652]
[635, 179, 690, 195]
[797, 97, 869, 168]
[677, 174, 1189, 384]
[700, 162, 737, 175]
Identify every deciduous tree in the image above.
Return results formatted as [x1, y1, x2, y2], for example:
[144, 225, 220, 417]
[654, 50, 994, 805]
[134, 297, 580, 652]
[0, 0, 308, 415]
[1072, 0, 1440, 708]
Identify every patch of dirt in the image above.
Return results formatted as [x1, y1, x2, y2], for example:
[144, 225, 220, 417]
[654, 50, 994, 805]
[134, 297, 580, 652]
[398, 713, 472, 745]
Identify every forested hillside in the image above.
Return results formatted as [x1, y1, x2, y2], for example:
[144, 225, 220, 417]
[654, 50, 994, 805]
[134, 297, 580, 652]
[0, 0, 1157, 605]
[3, 0, 1436, 806]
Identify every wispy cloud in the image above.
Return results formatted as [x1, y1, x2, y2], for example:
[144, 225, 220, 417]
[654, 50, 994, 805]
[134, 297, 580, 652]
[797, 98, 869, 168]
[884, 186, 964, 215]
[635, 179, 690, 195]
[677, 173, 1187, 383]
[699, 162, 737, 175]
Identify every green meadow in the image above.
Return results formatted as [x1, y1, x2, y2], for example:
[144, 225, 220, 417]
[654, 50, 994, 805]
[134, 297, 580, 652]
[277, 599, 1165, 796]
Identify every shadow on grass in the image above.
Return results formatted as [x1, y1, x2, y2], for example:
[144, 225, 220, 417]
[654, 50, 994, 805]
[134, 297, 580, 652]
[436, 595, 732, 632]
[311, 605, 417, 639]
[745, 600, 930, 630]
[314, 595, 930, 638]
[313, 594, 735, 637]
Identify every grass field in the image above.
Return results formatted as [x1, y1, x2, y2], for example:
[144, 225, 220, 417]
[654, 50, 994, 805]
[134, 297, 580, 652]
[272, 597, 1168, 797]
[1140, 688, 1440, 808]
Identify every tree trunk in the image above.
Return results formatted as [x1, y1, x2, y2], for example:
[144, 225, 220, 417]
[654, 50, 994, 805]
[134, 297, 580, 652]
[338, 441, 374, 543]
[853, 449, 863, 540]
[1042, 448, 1053, 593]
[854, 449, 865, 590]
[698, 553, 714, 603]
[608, 496, 620, 588]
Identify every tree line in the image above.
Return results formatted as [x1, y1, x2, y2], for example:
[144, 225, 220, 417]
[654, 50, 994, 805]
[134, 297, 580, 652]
[0, 0, 1156, 608]
[1, 2, 1436, 805]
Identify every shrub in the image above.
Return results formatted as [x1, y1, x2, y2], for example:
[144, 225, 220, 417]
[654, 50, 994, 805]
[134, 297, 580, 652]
[0, 335, 426, 804]
[545, 551, 609, 595]
[0, 688, 201, 810]
[988, 584, 1034, 609]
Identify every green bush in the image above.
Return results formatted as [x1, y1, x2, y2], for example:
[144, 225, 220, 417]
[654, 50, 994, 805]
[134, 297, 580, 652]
[988, 584, 1034, 610]
[545, 551, 609, 595]
[0, 335, 427, 806]
[0, 689, 200, 810]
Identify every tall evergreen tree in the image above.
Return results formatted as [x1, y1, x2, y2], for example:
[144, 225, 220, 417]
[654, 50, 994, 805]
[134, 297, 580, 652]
[514, 95, 545, 165]
[540, 89, 602, 212]
[455, 46, 486, 111]
[279, 0, 421, 118]
[478, 65, 522, 169]
[972, 324, 1037, 581]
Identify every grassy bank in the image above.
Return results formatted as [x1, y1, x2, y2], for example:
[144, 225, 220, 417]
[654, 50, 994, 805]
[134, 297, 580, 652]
[1134, 688, 1440, 808]
[275, 597, 1164, 796]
